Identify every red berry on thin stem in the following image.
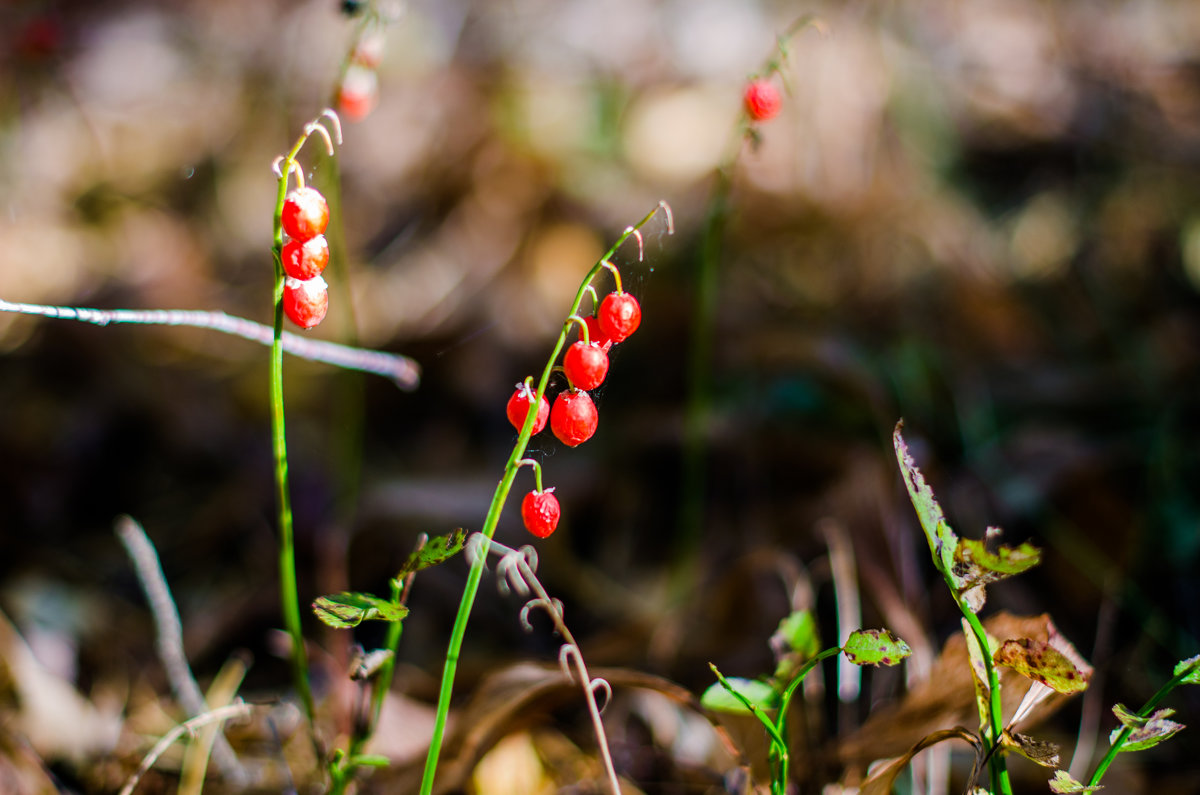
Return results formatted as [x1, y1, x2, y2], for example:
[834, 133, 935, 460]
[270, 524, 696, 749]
[283, 276, 329, 329]
[282, 234, 330, 280]
[583, 315, 613, 352]
[282, 187, 329, 242]
[598, 292, 641, 344]
[563, 341, 609, 391]
[743, 79, 782, 122]
[521, 488, 560, 538]
[506, 383, 549, 434]
[550, 389, 598, 447]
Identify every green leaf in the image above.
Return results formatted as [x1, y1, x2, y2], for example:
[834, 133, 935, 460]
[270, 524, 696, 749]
[1110, 705, 1185, 752]
[773, 609, 820, 657]
[1174, 654, 1200, 684]
[396, 528, 467, 580]
[771, 609, 821, 681]
[1049, 769, 1102, 793]
[700, 677, 779, 715]
[842, 629, 912, 667]
[993, 638, 1089, 694]
[955, 530, 1041, 587]
[893, 422, 960, 584]
[312, 592, 410, 629]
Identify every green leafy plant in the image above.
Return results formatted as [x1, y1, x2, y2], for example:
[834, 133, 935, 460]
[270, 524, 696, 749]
[704, 611, 912, 795]
[894, 421, 1198, 794]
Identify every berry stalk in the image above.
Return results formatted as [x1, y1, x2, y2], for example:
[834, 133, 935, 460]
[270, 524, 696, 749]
[419, 201, 672, 795]
[268, 110, 342, 728]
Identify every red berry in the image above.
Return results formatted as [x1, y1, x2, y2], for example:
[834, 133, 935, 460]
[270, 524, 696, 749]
[563, 341, 609, 391]
[506, 383, 549, 434]
[550, 389, 598, 447]
[598, 292, 641, 344]
[281, 234, 330, 280]
[743, 79, 782, 122]
[337, 65, 378, 122]
[521, 488, 560, 538]
[583, 315, 613, 351]
[283, 276, 329, 329]
[282, 187, 329, 242]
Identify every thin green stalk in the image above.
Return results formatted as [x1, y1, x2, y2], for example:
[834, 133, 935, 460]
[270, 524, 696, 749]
[419, 204, 668, 795]
[959, 600, 1013, 795]
[1087, 660, 1200, 788]
[270, 161, 315, 727]
[268, 114, 341, 728]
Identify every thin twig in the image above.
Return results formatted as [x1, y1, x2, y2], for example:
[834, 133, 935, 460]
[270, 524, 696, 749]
[115, 516, 245, 786]
[118, 702, 254, 795]
[0, 299, 419, 390]
[474, 536, 621, 794]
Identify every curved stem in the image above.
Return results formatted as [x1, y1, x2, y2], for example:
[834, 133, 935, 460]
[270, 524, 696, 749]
[1087, 660, 1200, 788]
[419, 203, 668, 795]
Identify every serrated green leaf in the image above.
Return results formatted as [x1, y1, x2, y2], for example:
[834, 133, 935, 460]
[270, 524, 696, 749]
[993, 638, 1090, 694]
[312, 592, 410, 629]
[1110, 705, 1184, 752]
[894, 423, 960, 584]
[843, 628, 911, 667]
[1174, 654, 1200, 684]
[700, 677, 779, 715]
[1049, 769, 1101, 793]
[396, 528, 467, 579]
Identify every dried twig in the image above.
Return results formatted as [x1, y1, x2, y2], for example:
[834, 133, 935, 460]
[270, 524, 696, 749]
[115, 516, 244, 786]
[0, 299, 419, 390]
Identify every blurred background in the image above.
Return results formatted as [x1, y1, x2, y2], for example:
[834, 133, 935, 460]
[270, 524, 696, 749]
[2, 0, 1200, 792]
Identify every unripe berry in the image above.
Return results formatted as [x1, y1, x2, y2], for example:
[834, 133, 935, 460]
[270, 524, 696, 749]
[281, 234, 330, 280]
[283, 276, 329, 329]
[563, 341, 609, 391]
[282, 187, 329, 242]
[598, 292, 641, 344]
[506, 383, 549, 434]
[550, 389, 598, 447]
[521, 489, 560, 538]
[743, 79, 782, 122]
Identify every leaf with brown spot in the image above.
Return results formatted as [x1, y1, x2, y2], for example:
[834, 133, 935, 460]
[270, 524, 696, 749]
[999, 730, 1059, 767]
[993, 638, 1090, 694]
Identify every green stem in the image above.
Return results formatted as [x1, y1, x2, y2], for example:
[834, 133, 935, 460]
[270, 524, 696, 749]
[959, 602, 1012, 795]
[1087, 660, 1200, 788]
[270, 147, 315, 727]
[418, 205, 667, 795]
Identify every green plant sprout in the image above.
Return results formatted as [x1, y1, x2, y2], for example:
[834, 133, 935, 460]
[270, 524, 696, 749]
[894, 421, 1199, 794]
[704, 612, 912, 795]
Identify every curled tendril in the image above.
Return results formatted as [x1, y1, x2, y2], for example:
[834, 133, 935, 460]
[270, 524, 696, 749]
[630, 227, 645, 262]
[589, 677, 613, 713]
[304, 109, 344, 155]
[464, 532, 491, 569]
[658, 200, 675, 235]
[558, 644, 612, 713]
[519, 596, 563, 632]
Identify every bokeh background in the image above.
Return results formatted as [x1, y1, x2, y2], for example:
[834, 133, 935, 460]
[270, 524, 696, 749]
[2, 0, 1200, 792]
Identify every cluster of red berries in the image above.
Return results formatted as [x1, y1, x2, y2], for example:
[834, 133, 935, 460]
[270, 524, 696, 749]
[280, 186, 331, 329]
[510, 289, 642, 538]
[743, 78, 782, 122]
